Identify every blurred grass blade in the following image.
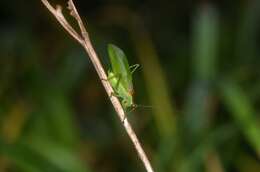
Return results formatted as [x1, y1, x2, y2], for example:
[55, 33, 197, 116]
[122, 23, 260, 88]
[193, 5, 219, 81]
[56, 49, 89, 93]
[23, 76, 91, 172]
[236, 152, 260, 172]
[28, 82, 79, 148]
[237, 0, 260, 61]
[220, 80, 260, 156]
[184, 82, 211, 138]
[29, 139, 90, 172]
[184, 4, 219, 138]
[179, 124, 236, 172]
[181, 5, 219, 171]
[0, 139, 61, 172]
[131, 19, 176, 138]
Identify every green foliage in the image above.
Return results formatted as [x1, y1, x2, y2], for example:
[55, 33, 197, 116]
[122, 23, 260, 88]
[1, 0, 260, 172]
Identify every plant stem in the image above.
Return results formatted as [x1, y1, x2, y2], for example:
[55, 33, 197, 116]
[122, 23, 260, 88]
[40, 1, 154, 172]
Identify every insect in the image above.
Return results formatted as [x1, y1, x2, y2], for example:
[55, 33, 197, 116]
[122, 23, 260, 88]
[107, 44, 140, 110]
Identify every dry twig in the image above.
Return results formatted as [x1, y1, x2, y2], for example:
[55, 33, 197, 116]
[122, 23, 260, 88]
[40, 1, 154, 172]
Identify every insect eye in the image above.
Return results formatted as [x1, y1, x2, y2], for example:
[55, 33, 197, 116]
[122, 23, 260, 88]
[122, 100, 127, 105]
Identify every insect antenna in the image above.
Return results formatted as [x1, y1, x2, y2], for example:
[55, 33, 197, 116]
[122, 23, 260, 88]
[135, 104, 153, 109]
[128, 104, 153, 113]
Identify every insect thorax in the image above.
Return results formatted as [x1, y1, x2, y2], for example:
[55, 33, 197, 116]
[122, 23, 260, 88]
[108, 71, 134, 109]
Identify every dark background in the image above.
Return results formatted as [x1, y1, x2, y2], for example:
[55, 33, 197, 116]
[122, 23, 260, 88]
[0, 0, 260, 172]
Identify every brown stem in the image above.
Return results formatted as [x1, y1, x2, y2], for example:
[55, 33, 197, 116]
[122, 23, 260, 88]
[41, 1, 154, 172]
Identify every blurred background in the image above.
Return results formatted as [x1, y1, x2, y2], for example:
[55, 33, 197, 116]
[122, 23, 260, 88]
[0, 0, 260, 172]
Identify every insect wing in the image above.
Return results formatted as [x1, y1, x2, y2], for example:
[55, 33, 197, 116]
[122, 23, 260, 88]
[108, 44, 133, 92]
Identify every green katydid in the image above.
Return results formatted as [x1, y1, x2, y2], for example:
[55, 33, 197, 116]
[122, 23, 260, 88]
[107, 44, 140, 110]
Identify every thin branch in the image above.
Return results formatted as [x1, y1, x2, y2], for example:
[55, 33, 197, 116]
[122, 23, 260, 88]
[41, 1, 154, 172]
[41, 0, 83, 45]
[67, 0, 89, 40]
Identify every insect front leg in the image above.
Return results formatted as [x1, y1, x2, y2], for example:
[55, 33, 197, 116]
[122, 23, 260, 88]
[114, 74, 122, 91]
[129, 64, 140, 74]
[110, 75, 123, 99]
[106, 73, 123, 98]
[105, 73, 122, 90]
[109, 91, 120, 98]
[101, 73, 120, 83]
[100, 74, 115, 82]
